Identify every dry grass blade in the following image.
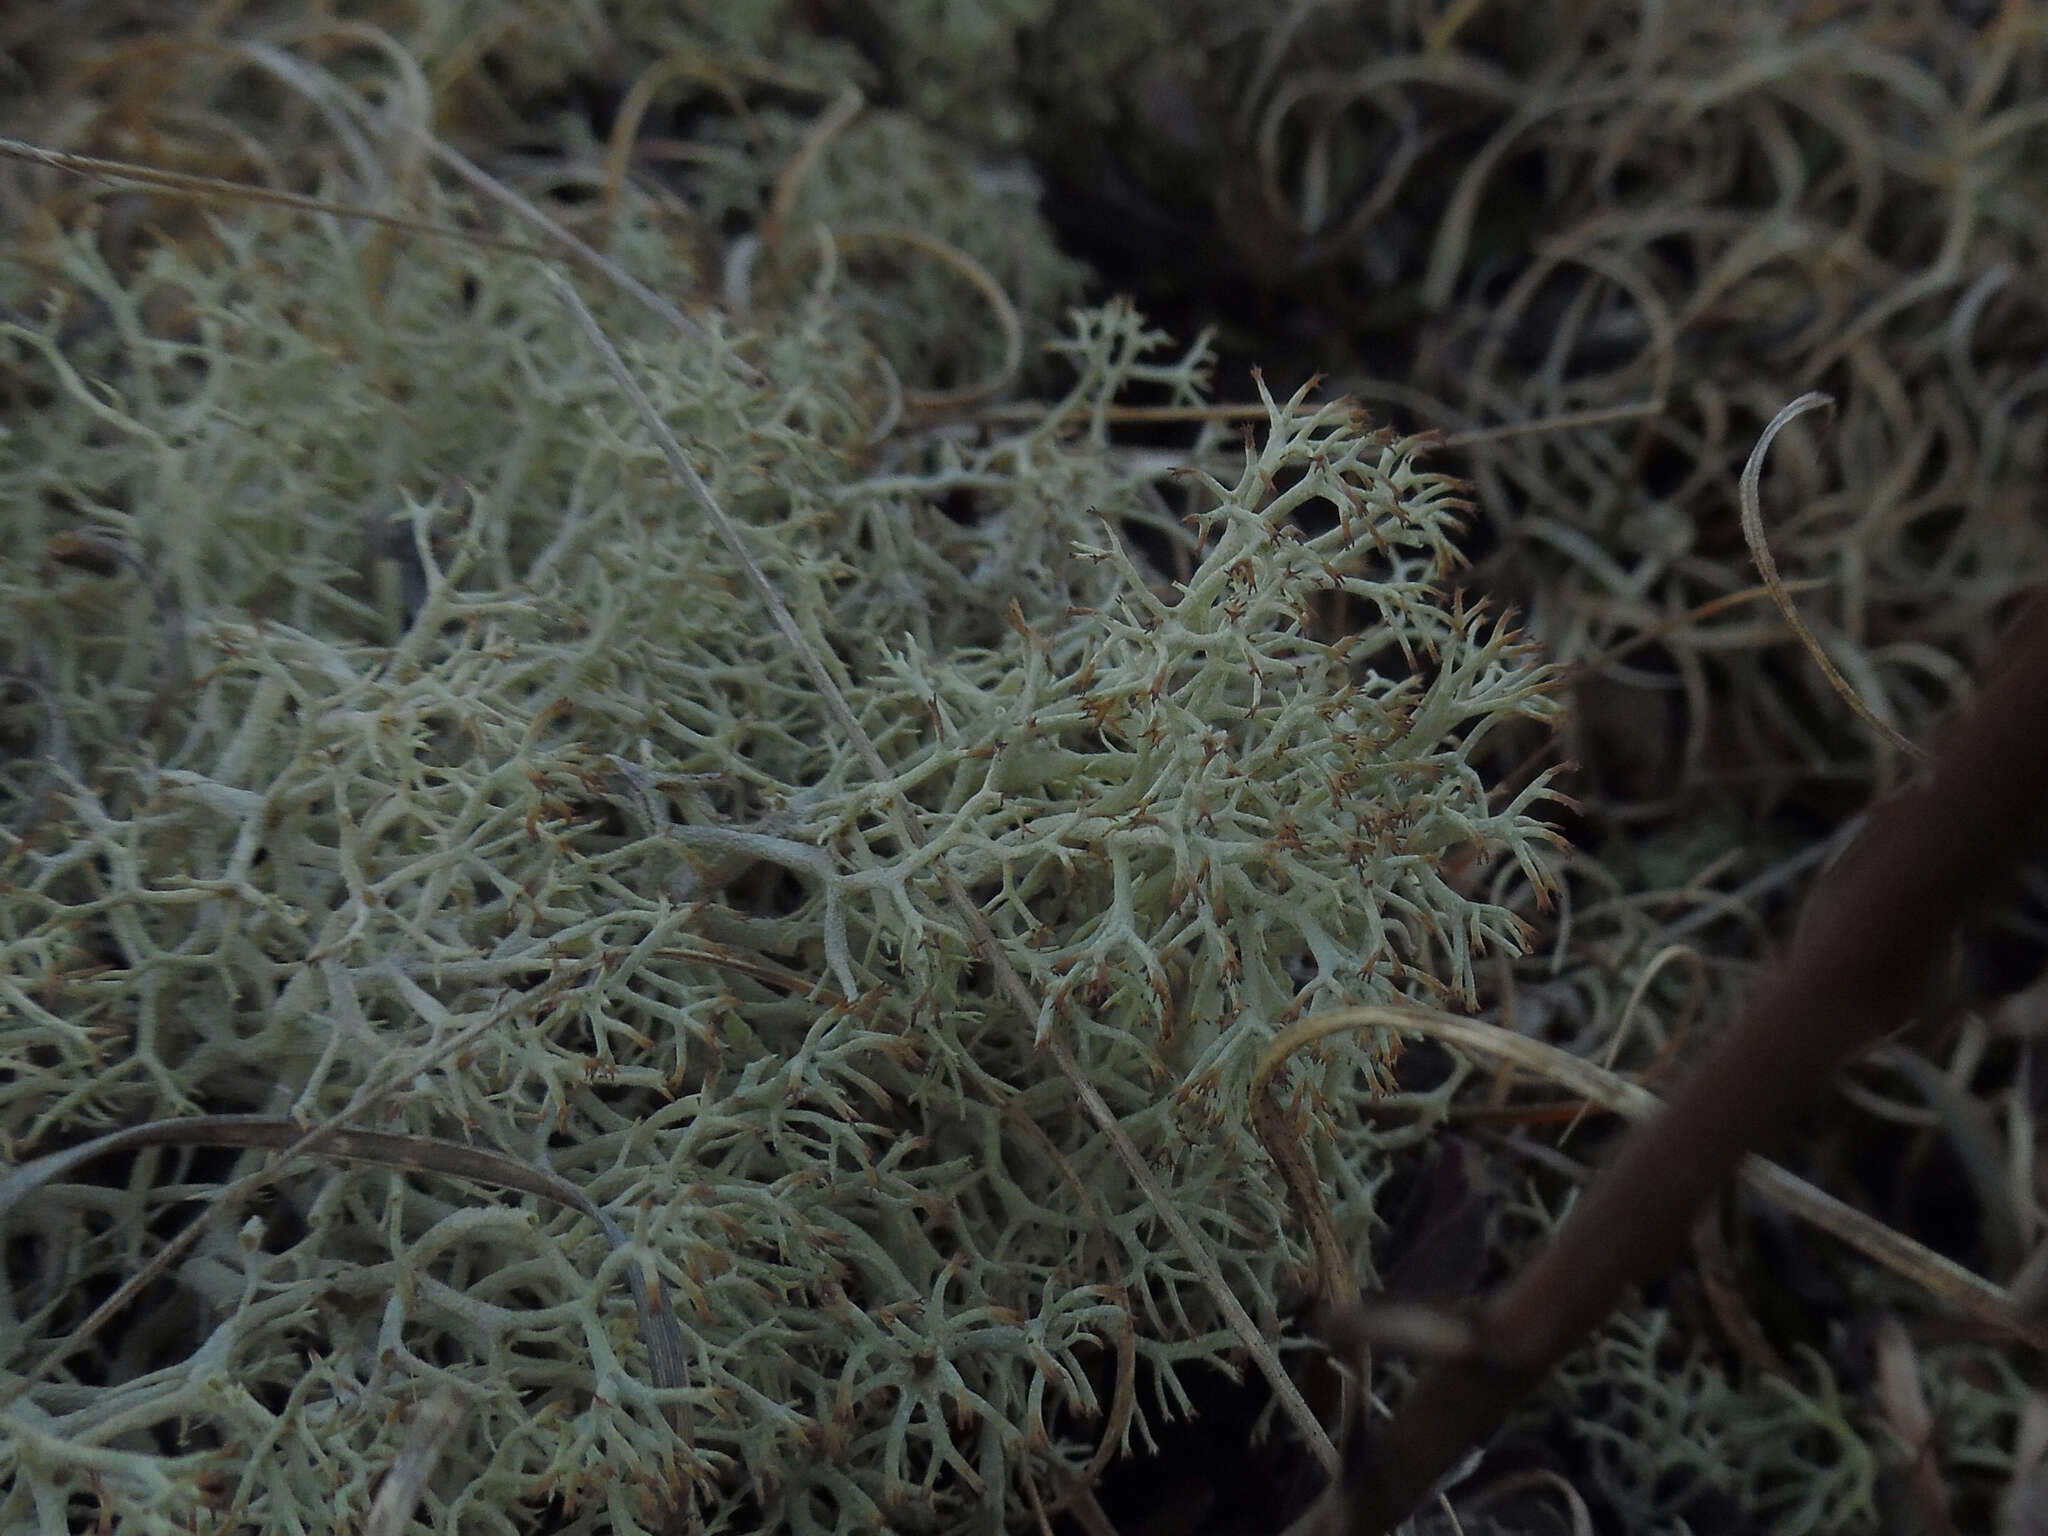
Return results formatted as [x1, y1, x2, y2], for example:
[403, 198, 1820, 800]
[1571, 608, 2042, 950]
[1571, 577, 1832, 676]
[833, 225, 1022, 410]
[1, 56, 753, 383]
[1251, 1043, 1359, 1312]
[764, 84, 865, 251]
[1029, 1298, 1139, 1526]
[1265, 1005, 2048, 1350]
[1739, 391, 1929, 764]
[363, 1389, 470, 1536]
[1559, 940, 1703, 1147]
[0, 136, 549, 257]
[252, 46, 756, 377]
[763, 222, 1025, 412]
[598, 49, 755, 249]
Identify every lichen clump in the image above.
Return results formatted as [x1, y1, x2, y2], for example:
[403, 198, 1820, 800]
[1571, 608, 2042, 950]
[1, 256, 1558, 1536]
[2, 42, 1558, 1536]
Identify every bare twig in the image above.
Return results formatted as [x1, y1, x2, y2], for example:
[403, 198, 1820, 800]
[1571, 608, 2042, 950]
[1311, 586, 2048, 1534]
[0, 135, 549, 258]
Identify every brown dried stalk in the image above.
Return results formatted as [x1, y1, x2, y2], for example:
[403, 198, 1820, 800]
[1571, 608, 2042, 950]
[1312, 585, 2048, 1535]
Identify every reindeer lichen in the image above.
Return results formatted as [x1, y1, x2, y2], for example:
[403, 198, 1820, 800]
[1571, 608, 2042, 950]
[1, 42, 1562, 1536]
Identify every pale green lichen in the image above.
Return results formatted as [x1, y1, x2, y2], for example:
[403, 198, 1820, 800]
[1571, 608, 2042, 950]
[0, 118, 1565, 1532]
[18, 3, 2038, 1530]
[1553, 1309, 1881, 1534]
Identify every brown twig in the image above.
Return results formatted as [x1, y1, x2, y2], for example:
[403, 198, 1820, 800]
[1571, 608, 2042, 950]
[1311, 585, 2048, 1534]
